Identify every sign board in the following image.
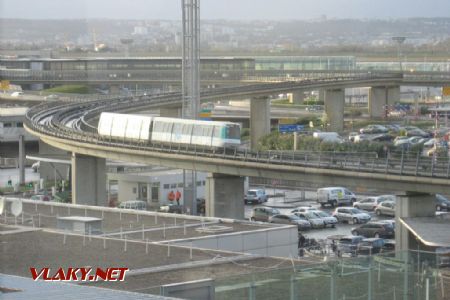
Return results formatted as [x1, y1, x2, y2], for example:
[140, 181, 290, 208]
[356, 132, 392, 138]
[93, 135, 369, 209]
[278, 124, 305, 133]
[443, 86, 450, 97]
[1, 80, 10, 90]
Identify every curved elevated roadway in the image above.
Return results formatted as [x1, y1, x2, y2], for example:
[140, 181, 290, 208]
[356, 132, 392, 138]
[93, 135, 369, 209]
[25, 74, 450, 194]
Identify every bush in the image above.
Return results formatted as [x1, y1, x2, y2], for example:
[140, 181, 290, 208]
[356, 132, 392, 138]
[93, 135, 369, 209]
[420, 106, 429, 115]
[45, 85, 90, 94]
[240, 128, 250, 139]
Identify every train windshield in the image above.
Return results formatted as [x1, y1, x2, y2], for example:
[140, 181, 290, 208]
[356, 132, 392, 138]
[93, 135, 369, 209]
[225, 124, 240, 139]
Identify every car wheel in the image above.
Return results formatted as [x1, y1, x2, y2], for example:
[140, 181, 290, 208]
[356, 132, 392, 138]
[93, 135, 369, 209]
[374, 233, 380, 238]
[354, 205, 359, 209]
[250, 217, 255, 221]
[351, 198, 356, 203]
[352, 230, 359, 236]
[331, 201, 337, 208]
[353, 218, 359, 224]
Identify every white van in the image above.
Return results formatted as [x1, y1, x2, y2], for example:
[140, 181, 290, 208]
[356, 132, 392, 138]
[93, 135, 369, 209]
[317, 187, 356, 208]
[313, 132, 344, 143]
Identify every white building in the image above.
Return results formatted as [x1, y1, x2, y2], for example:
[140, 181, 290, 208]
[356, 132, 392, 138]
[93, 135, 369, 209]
[107, 168, 207, 208]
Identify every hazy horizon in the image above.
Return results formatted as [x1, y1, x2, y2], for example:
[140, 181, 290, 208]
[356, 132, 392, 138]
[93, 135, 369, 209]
[1, 0, 450, 20]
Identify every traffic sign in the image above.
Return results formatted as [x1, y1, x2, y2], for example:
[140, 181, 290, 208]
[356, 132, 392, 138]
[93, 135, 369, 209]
[278, 124, 305, 133]
[1, 80, 10, 90]
[443, 86, 450, 96]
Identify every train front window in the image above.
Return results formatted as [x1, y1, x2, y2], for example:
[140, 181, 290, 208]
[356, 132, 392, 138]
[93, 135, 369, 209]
[225, 125, 240, 139]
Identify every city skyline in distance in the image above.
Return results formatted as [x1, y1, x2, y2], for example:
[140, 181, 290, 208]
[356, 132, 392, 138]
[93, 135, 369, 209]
[1, 0, 450, 20]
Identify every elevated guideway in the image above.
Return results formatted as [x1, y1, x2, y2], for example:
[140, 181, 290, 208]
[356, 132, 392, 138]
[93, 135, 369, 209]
[24, 74, 450, 252]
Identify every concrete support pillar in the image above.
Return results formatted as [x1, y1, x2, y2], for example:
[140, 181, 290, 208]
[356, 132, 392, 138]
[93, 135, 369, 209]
[18, 135, 25, 185]
[288, 90, 306, 105]
[368, 86, 400, 118]
[205, 173, 245, 219]
[324, 89, 345, 132]
[38, 140, 70, 182]
[395, 192, 436, 252]
[250, 96, 270, 150]
[71, 153, 106, 206]
[159, 108, 181, 118]
[318, 89, 325, 102]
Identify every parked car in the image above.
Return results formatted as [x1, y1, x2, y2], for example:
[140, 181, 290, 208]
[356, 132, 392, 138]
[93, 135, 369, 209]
[436, 194, 450, 211]
[30, 194, 51, 201]
[381, 240, 396, 252]
[359, 125, 388, 134]
[357, 238, 386, 255]
[291, 206, 316, 213]
[10, 91, 23, 97]
[269, 214, 311, 230]
[351, 221, 395, 238]
[332, 207, 371, 224]
[353, 195, 395, 211]
[317, 187, 357, 208]
[292, 211, 325, 228]
[375, 201, 395, 216]
[310, 210, 338, 228]
[118, 200, 147, 210]
[337, 235, 365, 257]
[245, 189, 268, 204]
[402, 126, 429, 137]
[159, 203, 183, 214]
[250, 206, 280, 222]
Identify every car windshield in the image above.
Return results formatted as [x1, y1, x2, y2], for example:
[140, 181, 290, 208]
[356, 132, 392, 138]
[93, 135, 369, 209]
[248, 191, 256, 196]
[313, 211, 330, 217]
[304, 212, 318, 219]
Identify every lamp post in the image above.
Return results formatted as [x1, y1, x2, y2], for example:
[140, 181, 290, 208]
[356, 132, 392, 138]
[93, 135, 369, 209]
[392, 37, 406, 71]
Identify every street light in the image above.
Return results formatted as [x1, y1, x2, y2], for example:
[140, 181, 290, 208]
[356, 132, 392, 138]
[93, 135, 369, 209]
[392, 37, 406, 71]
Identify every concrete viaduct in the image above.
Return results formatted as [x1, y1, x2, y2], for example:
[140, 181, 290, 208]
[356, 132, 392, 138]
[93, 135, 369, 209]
[23, 73, 450, 252]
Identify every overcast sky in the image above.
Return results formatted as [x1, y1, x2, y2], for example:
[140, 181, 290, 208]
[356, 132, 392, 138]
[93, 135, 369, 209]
[1, 0, 449, 20]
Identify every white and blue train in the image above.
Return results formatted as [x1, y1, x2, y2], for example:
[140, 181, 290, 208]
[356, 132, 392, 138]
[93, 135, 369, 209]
[97, 112, 241, 147]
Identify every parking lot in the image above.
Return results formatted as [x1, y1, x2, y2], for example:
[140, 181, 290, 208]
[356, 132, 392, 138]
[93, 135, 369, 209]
[244, 188, 395, 240]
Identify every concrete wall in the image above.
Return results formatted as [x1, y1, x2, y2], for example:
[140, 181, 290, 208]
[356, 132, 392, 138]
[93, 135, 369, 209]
[172, 225, 299, 259]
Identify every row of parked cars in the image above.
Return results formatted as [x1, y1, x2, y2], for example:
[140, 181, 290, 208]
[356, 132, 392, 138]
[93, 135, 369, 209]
[251, 206, 339, 230]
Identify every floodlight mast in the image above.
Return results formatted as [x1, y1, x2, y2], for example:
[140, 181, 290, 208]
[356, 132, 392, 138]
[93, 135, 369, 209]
[181, 0, 200, 215]
[392, 36, 406, 71]
[181, 0, 200, 119]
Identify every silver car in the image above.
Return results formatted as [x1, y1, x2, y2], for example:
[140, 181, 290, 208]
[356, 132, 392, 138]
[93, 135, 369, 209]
[375, 201, 395, 217]
[269, 214, 312, 230]
[311, 210, 338, 228]
[332, 207, 371, 224]
[353, 195, 395, 211]
[293, 211, 325, 228]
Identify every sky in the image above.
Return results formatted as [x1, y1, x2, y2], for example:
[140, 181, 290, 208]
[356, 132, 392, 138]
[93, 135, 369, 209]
[1, 0, 449, 20]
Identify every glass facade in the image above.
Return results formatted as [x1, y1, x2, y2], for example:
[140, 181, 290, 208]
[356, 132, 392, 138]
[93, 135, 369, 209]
[254, 56, 356, 71]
